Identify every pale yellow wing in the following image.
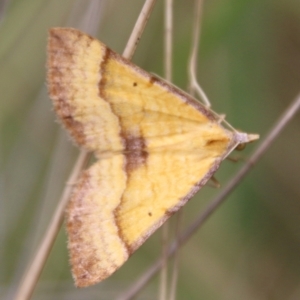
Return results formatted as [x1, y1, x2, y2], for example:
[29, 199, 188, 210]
[47, 28, 252, 287]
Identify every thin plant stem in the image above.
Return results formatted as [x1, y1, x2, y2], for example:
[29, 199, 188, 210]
[116, 92, 300, 300]
[13, 1, 157, 299]
[159, 0, 173, 299]
[160, 224, 169, 300]
[122, 0, 157, 60]
[169, 212, 182, 300]
[164, 0, 173, 81]
[14, 150, 89, 300]
[188, 0, 210, 107]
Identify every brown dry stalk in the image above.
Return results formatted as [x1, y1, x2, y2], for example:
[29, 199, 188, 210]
[159, 0, 173, 299]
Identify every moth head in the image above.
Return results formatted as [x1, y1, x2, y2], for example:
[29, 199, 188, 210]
[234, 132, 259, 151]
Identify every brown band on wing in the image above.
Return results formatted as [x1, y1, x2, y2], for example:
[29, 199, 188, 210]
[99, 48, 149, 173]
[67, 170, 119, 286]
[98, 48, 149, 254]
[48, 29, 93, 146]
[98, 43, 110, 100]
[114, 132, 148, 254]
[115, 134, 148, 254]
[67, 171, 96, 285]
[122, 134, 148, 173]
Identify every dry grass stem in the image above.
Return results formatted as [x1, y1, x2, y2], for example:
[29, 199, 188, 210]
[14, 150, 89, 300]
[159, 0, 173, 299]
[164, 0, 173, 81]
[122, 0, 157, 60]
[188, 0, 210, 107]
[169, 212, 182, 300]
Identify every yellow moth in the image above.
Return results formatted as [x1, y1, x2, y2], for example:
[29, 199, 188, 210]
[47, 27, 258, 287]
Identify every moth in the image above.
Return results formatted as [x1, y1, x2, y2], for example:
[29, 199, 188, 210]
[47, 27, 258, 287]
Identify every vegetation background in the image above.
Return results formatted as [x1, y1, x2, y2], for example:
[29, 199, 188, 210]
[1, 0, 300, 299]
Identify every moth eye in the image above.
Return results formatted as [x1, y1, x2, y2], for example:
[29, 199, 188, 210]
[235, 143, 246, 151]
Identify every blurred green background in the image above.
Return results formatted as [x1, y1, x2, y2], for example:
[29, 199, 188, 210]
[1, 0, 300, 299]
